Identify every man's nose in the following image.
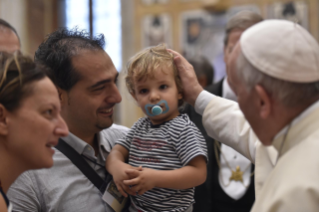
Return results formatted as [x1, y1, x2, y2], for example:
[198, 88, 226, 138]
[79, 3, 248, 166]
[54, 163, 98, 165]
[107, 83, 122, 104]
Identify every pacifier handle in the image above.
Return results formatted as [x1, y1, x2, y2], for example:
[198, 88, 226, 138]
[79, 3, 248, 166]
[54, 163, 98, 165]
[151, 105, 163, 116]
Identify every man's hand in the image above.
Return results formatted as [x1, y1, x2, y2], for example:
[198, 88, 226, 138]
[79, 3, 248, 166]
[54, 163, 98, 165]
[111, 162, 142, 197]
[168, 49, 204, 106]
[123, 168, 157, 195]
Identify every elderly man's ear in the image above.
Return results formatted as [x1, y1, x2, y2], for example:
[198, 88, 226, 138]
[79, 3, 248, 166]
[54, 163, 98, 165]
[0, 104, 9, 136]
[255, 85, 271, 119]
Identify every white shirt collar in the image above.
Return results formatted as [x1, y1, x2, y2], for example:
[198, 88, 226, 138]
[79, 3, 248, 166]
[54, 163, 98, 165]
[222, 78, 237, 102]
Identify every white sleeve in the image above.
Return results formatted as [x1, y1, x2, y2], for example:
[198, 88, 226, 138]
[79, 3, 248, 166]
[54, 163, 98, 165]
[194, 90, 215, 116]
[196, 92, 258, 163]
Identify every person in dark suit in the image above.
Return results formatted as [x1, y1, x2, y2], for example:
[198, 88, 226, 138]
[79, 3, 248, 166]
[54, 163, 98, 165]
[183, 11, 263, 212]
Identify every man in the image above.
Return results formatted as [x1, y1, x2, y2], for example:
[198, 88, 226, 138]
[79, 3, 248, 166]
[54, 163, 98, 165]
[171, 19, 319, 211]
[184, 11, 262, 212]
[0, 19, 20, 52]
[8, 28, 133, 212]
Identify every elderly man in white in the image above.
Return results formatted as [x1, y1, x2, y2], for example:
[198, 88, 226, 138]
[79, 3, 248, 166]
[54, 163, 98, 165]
[170, 20, 319, 212]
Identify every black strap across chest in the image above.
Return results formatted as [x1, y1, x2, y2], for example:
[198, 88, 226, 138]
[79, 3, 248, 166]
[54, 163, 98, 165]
[0, 187, 9, 208]
[55, 138, 109, 193]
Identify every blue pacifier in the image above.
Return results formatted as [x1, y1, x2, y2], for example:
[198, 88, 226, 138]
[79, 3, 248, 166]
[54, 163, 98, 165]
[151, 105, 163, 116]
[145, 100, 169, 117]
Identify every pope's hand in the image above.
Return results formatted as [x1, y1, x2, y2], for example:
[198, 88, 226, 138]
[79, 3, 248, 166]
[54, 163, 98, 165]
[168, 49, 203, 106]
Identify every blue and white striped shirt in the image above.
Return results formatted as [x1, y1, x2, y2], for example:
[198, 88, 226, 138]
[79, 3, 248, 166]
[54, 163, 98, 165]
[117, 114, 207, 212]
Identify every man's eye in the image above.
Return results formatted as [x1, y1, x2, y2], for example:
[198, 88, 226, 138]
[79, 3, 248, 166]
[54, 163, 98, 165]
[139, 89, 148, 94]
[159, 85, 168, 90]
[94, 86, 105, 91]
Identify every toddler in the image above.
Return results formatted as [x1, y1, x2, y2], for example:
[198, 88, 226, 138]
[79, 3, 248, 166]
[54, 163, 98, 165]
[106, 44, 207, 212]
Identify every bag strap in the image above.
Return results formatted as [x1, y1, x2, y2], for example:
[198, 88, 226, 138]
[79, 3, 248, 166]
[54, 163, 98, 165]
[55, 138, 108, 193]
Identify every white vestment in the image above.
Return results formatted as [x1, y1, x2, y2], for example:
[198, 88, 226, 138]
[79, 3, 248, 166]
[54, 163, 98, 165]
[196, 91, 319, 212]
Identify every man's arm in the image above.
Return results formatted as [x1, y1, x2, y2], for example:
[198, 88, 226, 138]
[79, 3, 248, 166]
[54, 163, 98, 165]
[201, 94, 258, 162]
[123, 155, 207, 195]
[169, 49, 258, 163]
[7, 171, 41, 212]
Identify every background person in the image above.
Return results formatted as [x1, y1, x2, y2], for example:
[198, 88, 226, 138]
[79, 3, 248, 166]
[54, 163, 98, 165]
[0, 19, 20, 53]
[187, 56, 214, 88]
[0, 52, 68, 212]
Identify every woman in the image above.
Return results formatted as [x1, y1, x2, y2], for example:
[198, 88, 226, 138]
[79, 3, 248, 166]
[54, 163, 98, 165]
[0, 52, 68, 212]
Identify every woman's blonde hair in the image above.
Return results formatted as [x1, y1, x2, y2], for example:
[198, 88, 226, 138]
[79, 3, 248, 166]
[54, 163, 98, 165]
[126, 44, 183, 106]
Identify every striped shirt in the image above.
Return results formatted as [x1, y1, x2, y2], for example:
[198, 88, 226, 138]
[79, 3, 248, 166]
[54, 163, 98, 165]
[117, 114, 207, 212]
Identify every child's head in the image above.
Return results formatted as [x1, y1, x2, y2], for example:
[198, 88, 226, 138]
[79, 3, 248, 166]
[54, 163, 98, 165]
[126, 44, 184, 124]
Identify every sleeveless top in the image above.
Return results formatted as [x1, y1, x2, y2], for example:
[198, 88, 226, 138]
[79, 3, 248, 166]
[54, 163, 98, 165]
[0, 187, 12, 212]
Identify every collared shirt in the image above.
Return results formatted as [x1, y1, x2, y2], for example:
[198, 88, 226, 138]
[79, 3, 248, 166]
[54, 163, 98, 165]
[7, 124, 129, 212]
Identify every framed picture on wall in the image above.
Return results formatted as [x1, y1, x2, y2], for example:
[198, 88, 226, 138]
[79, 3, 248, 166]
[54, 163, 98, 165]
[180, 10, 227, 82]
[267, 1, 308, 30]
[141, 13, 173, 48]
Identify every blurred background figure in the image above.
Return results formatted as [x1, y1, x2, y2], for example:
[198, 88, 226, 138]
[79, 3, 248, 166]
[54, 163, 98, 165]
[187, 56, 214, 88]
[0, 19, 20, 53]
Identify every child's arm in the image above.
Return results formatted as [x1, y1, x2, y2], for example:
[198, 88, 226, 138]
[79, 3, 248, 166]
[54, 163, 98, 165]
[123, 155, 207, 195]
[106, 144, 140, 197]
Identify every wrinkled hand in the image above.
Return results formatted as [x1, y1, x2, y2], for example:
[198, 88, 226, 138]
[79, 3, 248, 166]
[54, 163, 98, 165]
[167, 49, 203, 106]
[112, 163, 142, 197]
[123, 168, 157, 195]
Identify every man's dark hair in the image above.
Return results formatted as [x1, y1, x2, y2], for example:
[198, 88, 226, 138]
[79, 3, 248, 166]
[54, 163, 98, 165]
[0, 19, 20, 42]
[187, 56, 214, 86]
[35, 28, 105, 91]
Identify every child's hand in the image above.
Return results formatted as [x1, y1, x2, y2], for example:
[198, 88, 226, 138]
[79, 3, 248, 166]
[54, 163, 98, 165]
[112, 162, 142, 197]
[123, 168, 157, 195]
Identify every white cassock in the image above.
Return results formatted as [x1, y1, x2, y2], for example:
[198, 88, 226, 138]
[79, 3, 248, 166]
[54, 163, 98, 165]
[195, 90, 319, 212]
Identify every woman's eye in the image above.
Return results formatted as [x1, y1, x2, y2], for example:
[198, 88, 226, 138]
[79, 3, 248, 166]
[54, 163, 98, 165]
[44, 109, 53, 116]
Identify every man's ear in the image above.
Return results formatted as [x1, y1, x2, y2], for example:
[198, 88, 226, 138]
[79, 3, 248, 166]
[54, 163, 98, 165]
[57, 87, 66, 103]
[255, 85, 271, 119]
[0, 104, 9, 136]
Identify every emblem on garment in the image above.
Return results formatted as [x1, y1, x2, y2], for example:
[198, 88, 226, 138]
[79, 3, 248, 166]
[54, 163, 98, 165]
[229, 166, 244, 182]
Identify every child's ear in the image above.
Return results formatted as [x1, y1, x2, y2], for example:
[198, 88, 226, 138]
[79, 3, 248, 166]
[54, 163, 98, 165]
[178, 91, 183, 100]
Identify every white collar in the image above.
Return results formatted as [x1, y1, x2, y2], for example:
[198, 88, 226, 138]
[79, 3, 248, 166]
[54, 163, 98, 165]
[222, 77, 237, 102]
[273, 99, 319, 141]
